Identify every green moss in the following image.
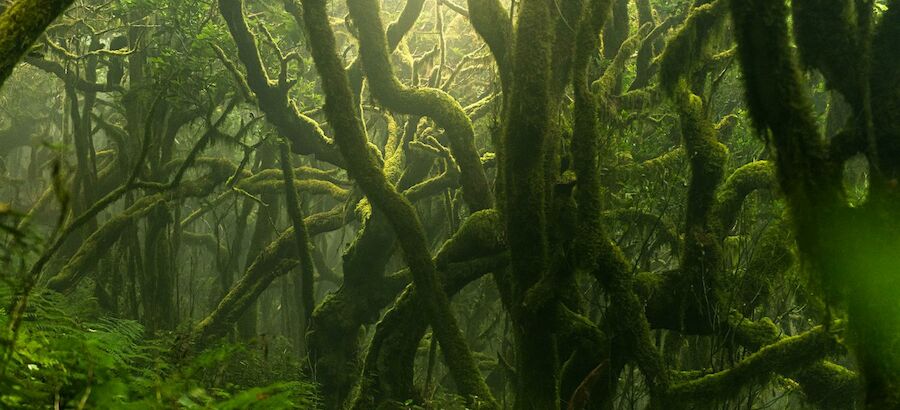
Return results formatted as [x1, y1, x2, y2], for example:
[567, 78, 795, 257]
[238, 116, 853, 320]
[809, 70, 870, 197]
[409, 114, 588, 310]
[193, 206, 344, 343]
[46, 174, 228, 293]
[46, 196, 164, 293]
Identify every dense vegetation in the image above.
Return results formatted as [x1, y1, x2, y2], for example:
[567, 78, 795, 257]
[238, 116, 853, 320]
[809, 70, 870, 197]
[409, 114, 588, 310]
[0, 0, 897, 408]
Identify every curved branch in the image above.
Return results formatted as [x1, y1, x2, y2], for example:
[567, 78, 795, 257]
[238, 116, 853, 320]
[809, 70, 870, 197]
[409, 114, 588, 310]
[465, 0, 511, 84]
[667, 325, 841, 402]
[712, 160, 776, 235]
[347, 0, 493, 211]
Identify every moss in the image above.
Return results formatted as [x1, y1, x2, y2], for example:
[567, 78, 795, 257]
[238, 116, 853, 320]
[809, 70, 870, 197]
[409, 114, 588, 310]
[237, 177, 350, 200]
[193, 206, 344, 342]
[791, 360, 859, 409]
[344, 0, 427, 97]
[670, 83, 729, 331]
[568, 1, 668, 388]
[730, 0, 843, 210]
[501, 0, 562, 407]
[351, 253, 508, 409]
[725, 313, 859, 407]
[402, 168, 458, 202]
[45, 172, 228, 294]
[46, 196, 164, 293]
[602, 0, 631, 60]
[434, 209, 505, 266]
[465, 0, 511, 86]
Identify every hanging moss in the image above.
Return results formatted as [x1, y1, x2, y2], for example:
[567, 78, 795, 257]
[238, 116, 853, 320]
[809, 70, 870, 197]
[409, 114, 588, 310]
[658, 0, 726, 95]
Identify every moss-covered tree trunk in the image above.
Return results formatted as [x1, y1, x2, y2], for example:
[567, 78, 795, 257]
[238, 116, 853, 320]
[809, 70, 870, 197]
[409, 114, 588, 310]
[299, 0, 497, 406]
[0, 0, 73, 87]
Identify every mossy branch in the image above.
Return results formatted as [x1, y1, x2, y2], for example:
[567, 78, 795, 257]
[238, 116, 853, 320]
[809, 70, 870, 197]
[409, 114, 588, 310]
[712, 160, 776, 236]
[218, 0, 343, 166]
[352, 212, 507, 407]
[46, 176, 225, 293]
[667, 326, 841, 402]
[658, 0, 727, 95]
[465, 0, 511, 84]
[0, 0, 74, 87]
[347, 0, 493, 211]
[194, 206, 345, 344]
[340, 0, 426, 97]
[25, 56, 124, 93]
[572, 0, 613, 268]
[730, 0, 843, 213]
[279, 141, 316, 322]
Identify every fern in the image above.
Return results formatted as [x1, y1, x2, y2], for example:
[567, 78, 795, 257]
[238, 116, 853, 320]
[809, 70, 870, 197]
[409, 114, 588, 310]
[0, 284, 320, 409]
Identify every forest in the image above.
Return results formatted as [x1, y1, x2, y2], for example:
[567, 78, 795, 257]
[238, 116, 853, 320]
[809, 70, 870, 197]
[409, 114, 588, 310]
[0, 0, 897, 408]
